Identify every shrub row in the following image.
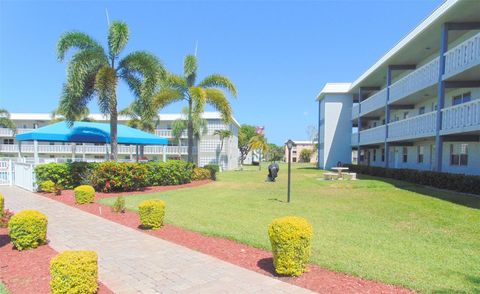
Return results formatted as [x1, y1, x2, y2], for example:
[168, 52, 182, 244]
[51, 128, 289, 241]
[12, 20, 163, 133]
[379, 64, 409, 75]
[36, 160, 197, 193]
[345, 164, 480, 195]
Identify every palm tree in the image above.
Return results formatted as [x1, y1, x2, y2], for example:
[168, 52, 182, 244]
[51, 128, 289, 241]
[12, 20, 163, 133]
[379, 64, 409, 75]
[49, 107, 94, 124]
[214, 129, 232, 169]
[56, 21, 165, 160]
[0, 109, 16, 133]
[249, 134, 268, 170]
[153, 55, 237, 163]
[171, 107, 207, 159]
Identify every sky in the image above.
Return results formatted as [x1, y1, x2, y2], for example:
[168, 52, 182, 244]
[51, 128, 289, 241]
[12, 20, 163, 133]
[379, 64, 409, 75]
[0, 0, 443, 145]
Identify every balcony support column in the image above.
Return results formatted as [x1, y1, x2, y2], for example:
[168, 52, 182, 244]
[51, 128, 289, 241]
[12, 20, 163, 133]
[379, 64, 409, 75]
[384, 67, 392, 168]
[357, 88, 362, 164]
[82, 144, 86, 161]
[17, 141, 22, 159]
[317, 100, 321, 169]
[434, 24, 448, 172]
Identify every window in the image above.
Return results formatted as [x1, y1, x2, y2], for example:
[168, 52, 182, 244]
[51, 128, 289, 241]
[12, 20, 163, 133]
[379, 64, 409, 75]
[382, 119, 386, 125]
[402, 147, 408, 163]
[373, 122, 377, 127]
[403, 112, 409, 119]
[292, 157, 297, 163]
[373, 149, 377, 161]
[450, 144, 468, 166]
[418, 107, 425, 115]
[417, 146, 424, 163]
[452, 92, 471, 106]
[381, 148, 385, 162]
[3, 139, 13, 145]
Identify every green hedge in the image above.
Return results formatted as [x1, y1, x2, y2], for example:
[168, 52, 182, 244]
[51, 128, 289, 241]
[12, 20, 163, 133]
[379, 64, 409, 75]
[346, 164, 480, 195]
[35, 160, 195, 193]
[145, 160, 194, 186]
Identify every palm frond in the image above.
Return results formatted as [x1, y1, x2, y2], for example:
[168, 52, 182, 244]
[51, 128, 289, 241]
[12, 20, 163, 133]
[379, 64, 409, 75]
[0, 109, 16, 132]
[214, 129, 233, 139]
[108, 21, 129, 60]
[204, 88, 233, 123]
[66, 48, 108, 97]
[189, 87, 206, 115]
[57, 31, 103, 61]
[198, 74, 237, 97]
[119, 51, 166, 98]
[152, 88, 184, 110]
[184, 55, 197, 87]
[95, 66, 118, 114]
[249, 135, 269, 154]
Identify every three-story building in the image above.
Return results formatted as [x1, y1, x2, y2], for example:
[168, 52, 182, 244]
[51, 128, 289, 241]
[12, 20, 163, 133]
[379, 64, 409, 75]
[317, 0, 480, 175]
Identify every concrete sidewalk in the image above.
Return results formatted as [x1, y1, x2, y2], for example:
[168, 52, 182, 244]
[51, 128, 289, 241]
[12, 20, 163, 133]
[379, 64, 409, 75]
[1, 186, 312, 294]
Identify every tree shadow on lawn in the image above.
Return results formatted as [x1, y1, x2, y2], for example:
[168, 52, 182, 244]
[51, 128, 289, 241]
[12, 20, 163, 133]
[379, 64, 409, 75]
[356, 174, 480, 209]
[433, 272, 480, 293]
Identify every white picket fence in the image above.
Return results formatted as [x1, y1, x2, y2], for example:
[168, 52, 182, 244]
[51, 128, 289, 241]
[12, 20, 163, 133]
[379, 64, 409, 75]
[0, 160, 36, 191]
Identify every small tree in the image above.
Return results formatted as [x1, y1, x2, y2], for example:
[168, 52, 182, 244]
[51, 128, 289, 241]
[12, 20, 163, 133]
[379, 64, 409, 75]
[266, 144, 284, 162]
[214, 129, 232, 169]
[238, 124, 256, 164]
[249, 134, 268, 170]
[299, 149, 313, 163]
[0, 109, 16, 134]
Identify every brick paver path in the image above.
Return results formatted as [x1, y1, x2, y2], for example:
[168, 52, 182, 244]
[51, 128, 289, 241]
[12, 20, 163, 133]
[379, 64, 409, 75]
[1, 186, 312, 294]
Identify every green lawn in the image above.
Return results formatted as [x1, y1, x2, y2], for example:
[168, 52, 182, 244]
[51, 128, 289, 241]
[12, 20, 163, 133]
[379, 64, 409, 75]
[0, 283, 10, 294]
[100, 163, 480, 293]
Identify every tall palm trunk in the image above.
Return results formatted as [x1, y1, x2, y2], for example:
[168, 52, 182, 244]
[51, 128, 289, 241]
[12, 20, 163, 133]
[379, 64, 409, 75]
[110, 105, 118, 160]
[187, 99, 194, 163]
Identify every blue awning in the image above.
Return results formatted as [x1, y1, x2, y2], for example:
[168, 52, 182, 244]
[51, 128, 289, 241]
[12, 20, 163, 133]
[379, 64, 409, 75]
[16, 121, 168, 145]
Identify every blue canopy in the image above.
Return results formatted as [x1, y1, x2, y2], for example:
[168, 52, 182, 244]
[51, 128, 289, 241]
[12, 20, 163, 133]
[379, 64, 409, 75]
[16, 121, 168, 145]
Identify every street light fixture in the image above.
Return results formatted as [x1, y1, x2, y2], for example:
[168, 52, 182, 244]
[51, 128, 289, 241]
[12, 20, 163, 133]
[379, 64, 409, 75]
[285, 139, 295, 203]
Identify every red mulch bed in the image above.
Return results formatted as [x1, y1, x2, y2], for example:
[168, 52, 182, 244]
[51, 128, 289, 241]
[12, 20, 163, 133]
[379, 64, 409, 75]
[36, 181, 415, 294]
[0, 226, 112, 294]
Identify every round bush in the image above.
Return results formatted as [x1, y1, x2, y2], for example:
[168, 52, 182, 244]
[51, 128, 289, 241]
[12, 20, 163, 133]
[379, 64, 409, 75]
[74, 185, 95, 204]
[138, 200, 166, 229]
[0, 193, 4, 216]
[268, 216, 313, 276]
[50, 250, 98, 294]
[40, 180, 56, 193]
[8, 210, 48, 250]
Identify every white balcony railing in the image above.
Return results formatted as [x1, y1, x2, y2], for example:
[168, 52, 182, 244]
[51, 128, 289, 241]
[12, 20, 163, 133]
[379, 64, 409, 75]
[389, 57, 439, 103]
[360, 88, 387, 115]
[352, 104, 360, 119]
[444, 32, 480, 79]
[0, 128, 34, 137]
[155, 129, 187, 138]
[441, 99, 480, 134]
[388, 111, 437, 141]
[351, 132, 358, 146]
[359, 125, 386, 145]
[0, 144, 190, 155]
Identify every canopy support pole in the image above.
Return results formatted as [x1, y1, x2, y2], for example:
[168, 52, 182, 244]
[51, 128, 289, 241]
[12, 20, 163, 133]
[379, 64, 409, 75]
[71, 143, 76, 161]
[136, 145, 139, 162]
[82, 144, 86, 161]
[163, 145, 167, 162]
[129, 145, 133, 162]
[33, 140, 39, 165]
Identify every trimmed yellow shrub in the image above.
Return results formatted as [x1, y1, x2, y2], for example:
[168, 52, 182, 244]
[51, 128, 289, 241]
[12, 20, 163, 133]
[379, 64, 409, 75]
[268, 216, 313, 276]
[40, 180, 56, 193]
[192, 167, 212, 181]
[74, 185, 95, 204]
[8, 210, 47, 250]
[50, 250, 98, 294]
[0, 193, 4, 216]
[138, 200, 166, 229]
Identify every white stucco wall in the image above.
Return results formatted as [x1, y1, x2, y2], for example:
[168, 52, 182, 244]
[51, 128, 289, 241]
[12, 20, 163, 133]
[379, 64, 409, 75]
[318, 93, 353, 169]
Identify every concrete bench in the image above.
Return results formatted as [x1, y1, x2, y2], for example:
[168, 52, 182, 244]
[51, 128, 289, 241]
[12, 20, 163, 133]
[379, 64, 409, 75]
[323, 172, 339, 180]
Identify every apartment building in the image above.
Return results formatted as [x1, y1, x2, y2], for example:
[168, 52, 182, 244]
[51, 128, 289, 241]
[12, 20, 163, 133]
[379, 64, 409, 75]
[317, 0, 480, 175]
[284, 141, 316, 163]
[0, 112, 240, 170]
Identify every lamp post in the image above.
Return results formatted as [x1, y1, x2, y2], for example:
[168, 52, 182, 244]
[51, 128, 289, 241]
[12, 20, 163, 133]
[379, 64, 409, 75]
[285, 139, 295, 203]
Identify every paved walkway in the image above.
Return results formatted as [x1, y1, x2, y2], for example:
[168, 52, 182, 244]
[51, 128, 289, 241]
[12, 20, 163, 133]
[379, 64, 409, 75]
[1, 186, 312, 294]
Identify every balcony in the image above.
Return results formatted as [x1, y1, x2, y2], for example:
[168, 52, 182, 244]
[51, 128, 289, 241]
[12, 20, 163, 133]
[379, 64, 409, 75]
[351, 132, 358, 146]
[441, 99, 480, 135]
[358, 125, 386, 145]
[360, 88, 388, 116]
[389, 57, 439, 103]
[388, 111, 437, 141]
[444, 32, 480, 80]
[155, 129, 187, 138]
[352, 104, 360, 120]
[0, 128, 34, 137]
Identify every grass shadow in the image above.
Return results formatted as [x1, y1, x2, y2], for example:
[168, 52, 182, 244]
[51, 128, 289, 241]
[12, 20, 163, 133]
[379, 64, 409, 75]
[268, 198, 287, 203]
[357, 174, 480, 209]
